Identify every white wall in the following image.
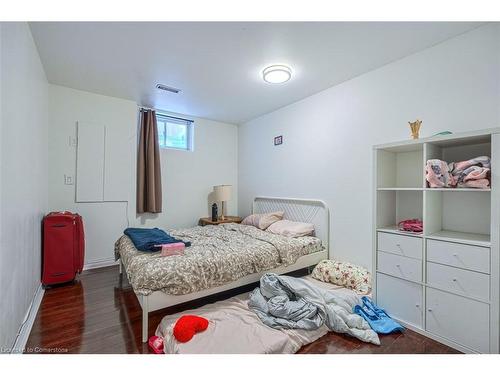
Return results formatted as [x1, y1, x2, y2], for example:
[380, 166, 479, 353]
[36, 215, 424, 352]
[136, 113, 238, 229]
[48, 85, 137, 268]
[48, 85, 238, 267]
[238, 23, 500, 269]
[0, 23, 48, 350]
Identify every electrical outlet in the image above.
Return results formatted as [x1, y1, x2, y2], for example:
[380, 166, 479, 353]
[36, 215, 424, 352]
[64, 175, 74, 185]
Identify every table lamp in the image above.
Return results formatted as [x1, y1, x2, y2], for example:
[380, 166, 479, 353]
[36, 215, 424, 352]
[214, 185, 232, 220]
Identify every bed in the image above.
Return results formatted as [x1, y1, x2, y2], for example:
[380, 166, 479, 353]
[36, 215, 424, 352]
[116, 197, 330, 342]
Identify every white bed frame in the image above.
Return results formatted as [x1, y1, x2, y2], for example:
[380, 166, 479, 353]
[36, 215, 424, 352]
[119, 196, 330, 342]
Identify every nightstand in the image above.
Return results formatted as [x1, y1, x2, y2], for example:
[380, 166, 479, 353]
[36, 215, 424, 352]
[198, 216, 242, 226]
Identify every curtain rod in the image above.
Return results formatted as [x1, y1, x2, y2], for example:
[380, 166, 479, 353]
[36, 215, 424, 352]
[138, 106, 193, 123]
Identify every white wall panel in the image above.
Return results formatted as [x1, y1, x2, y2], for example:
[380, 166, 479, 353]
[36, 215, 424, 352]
[103, 119, 133, 201]
[76, 122, 105, 202]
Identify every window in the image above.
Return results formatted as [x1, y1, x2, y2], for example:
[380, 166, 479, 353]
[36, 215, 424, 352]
[156, 113, 194, 151]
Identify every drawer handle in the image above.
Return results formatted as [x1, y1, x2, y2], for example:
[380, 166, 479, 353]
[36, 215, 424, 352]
[452, 278, 457, 282]
[427, 308, 432, 312]
[453, 253, 458, 257]
[415, 304, 420, 308]
[396, 264, 401, 267]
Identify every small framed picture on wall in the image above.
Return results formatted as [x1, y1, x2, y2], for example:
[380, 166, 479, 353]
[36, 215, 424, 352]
[274, 135, 283, 146]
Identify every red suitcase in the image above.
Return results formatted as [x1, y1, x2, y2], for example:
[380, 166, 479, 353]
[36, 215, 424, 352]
[42, 212, 85, 286]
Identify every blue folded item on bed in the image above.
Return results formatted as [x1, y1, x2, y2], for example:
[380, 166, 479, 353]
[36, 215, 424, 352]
[124, 227, 191, 252]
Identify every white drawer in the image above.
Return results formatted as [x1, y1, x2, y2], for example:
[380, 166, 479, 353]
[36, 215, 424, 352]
[378, 251, 422, 283]
[376, 273, 423, 328]
[377, 232, 422, 259]
[426, 288, 489, 353]
[427, 262, 490, 301]
[426, 240, 490, 274]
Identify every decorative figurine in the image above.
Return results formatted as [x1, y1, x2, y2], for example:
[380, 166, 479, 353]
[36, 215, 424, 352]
[408, 119, 422, 139]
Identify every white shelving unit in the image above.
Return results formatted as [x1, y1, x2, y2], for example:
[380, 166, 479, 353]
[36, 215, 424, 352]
[372, 128, 500, 353]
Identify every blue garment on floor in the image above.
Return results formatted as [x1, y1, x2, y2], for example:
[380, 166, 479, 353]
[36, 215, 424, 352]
[354, 296, 404, 334]
[124, 227, 191, 252]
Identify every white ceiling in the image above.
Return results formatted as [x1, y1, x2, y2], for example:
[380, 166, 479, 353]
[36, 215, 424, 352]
[30, 22, 483, 124]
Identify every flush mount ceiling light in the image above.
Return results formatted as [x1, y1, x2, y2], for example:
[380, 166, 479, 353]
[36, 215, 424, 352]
[262, 65, 292, 84]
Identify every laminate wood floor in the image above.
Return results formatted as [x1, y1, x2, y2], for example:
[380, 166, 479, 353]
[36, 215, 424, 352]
[26, 266, 460, 354]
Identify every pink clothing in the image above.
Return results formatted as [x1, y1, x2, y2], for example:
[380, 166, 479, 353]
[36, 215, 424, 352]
[459, 179, 490, 189]
[450, 156, 491, 189]
[449, 156, 491, 172]
[156, 242, 186, 257]
[426, 156, 491, 189]
[462, 166, 489, 182]
[426, 159, 455, 188]
[398, 219, 423, 233]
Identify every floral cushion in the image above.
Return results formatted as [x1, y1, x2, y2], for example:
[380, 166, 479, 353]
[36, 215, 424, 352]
[311, 259, 371, 294]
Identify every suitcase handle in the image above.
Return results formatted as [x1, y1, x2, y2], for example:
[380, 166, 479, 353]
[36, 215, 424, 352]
[51, 224, 67, 228]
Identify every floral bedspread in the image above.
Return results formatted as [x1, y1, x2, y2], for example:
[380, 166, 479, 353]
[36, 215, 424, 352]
[115, 223, 323, 296]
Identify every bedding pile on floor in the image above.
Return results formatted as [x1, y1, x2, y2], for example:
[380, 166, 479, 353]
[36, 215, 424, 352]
[249, 273, 379, 344]
[155, 276, 379, 354]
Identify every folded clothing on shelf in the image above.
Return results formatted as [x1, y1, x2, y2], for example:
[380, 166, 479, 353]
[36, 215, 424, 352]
[398, 219, 423, 233]
[426, 156, 490, 189]
[426, 159, 454, 188]
[449, 156, 490, 189]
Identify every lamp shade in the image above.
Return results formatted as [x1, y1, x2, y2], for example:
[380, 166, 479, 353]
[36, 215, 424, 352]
[214, 185, 232, 202]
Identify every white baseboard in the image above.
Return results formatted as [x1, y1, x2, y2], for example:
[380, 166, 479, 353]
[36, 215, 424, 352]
[11, 284, 44, 354]
[394, 317, 472, 354]
[83, 257, 118, 271]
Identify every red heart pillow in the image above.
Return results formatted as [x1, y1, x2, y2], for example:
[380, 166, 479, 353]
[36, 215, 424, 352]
[173, 315, 209, 343]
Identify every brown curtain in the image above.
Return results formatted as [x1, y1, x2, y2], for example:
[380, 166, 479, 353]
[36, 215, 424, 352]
[137, 110, 162, 213]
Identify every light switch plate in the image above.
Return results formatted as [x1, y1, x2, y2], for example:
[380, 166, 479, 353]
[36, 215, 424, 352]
[64, 175, 74, 185]
[69, 136, 77, 147]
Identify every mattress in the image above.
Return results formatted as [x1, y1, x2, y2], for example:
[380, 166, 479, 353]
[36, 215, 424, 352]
[155, 277, 358, 354]
[115, 223, 324, 296]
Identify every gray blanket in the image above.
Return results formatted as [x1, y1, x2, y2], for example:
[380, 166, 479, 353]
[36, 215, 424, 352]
[249, 273, 380, 345]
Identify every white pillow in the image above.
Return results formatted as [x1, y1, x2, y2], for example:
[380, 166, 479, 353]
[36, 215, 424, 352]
[241, 211, 284, 230]
[266, 219, 314, 238]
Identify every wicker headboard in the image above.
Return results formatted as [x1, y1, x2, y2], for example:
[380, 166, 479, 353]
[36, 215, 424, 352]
[252, 196, 330, 252]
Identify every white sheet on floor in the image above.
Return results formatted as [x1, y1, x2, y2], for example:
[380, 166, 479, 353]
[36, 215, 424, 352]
[155, 277, 366, 354]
